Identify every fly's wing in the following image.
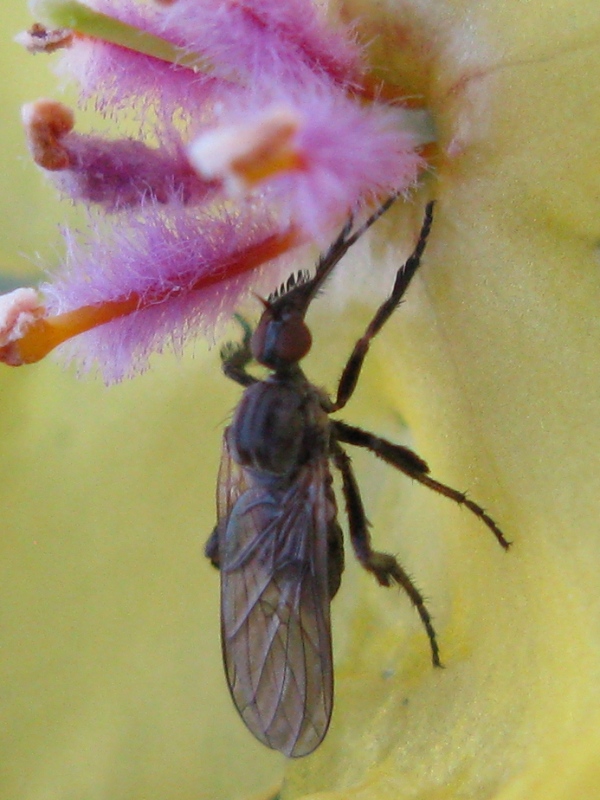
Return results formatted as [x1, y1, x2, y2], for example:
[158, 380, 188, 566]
[206, 428, 253, 568]
[219, 457, 334, 757]
[216, 427, 252, 525]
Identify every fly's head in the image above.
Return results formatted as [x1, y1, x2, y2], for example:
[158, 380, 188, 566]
[250, 195, 401, 373]
[250, 293, 313, 371]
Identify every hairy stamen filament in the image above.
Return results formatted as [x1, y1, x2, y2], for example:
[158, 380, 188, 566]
[1, 228, 299, 366]
[32, 0, 214, 73]
[30, 0, 428, 110]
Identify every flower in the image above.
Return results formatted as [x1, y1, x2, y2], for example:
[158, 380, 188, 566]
[4, 0, 431, 381]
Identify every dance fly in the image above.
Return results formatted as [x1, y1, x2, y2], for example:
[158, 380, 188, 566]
[205, 198, 509, 757]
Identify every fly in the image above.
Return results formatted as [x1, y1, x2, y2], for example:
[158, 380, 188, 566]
[205, 198, 509, 757]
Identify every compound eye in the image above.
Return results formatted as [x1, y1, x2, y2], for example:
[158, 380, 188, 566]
[251, 311, 312, 368]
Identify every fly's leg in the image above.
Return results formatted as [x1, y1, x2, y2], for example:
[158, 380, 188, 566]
[332, 201, 434, 412]
[309, 194, 399, 289]
[331, 441, 442, 667]
[327, 518, 345, 600]
[205, 526, 220, 569]
[335, 420, 430, 476]
[292, 194, 401, 310]
[221, 314, 258, 388]
[334, 420, 510, 550]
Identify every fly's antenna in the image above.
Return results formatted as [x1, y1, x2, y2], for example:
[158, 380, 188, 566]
[268, 270, 312, 302]
[305, 193, 400, 308]
[317, 192, 400, 277]
[268, 193, 402, 319]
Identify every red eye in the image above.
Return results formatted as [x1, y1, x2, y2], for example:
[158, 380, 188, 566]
[251, 310, 312, 367]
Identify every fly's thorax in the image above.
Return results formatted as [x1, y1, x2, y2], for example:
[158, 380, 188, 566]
[229, 375, 330, 476]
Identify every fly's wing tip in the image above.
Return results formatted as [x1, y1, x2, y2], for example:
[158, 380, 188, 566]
[252, 711, 331, 758]
[284, 724, 331, 758]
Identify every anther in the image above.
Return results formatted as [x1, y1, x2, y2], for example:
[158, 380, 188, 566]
[22, 99, 74, 171]
[15, 23, 73, 54]
[188, 107, 304, 193]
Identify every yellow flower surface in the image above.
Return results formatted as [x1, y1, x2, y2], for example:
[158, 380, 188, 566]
[2, 0, 600, 799]
[284, 0, 600, 798]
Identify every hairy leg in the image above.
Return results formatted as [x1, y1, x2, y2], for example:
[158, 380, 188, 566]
[221, 314, 258, 388]
[334, 420, 510, 550]
[331, 441, 442, 667]
[332, 201, 434, 412]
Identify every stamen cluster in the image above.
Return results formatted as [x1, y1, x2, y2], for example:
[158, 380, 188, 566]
[4, 0, 429, 381]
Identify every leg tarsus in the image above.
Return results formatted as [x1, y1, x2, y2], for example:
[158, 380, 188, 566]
[220, 314, 258, 388]
[335, 421, 510, 550]
[333, 201, 435, 411]
[417, 473, 511, 550]
[363, 549, 442, 668]
[331, 441, 442, 667]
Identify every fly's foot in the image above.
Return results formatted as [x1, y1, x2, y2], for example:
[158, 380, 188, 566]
[221, 315, 257, 387]
[221, 314, 252, 365]
[220, 339, 249, 366]
[365, 549, 442, 668]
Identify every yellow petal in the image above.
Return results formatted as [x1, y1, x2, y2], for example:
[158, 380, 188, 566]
[0, 354, 285, 798]
[0, 5, 282, 793]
